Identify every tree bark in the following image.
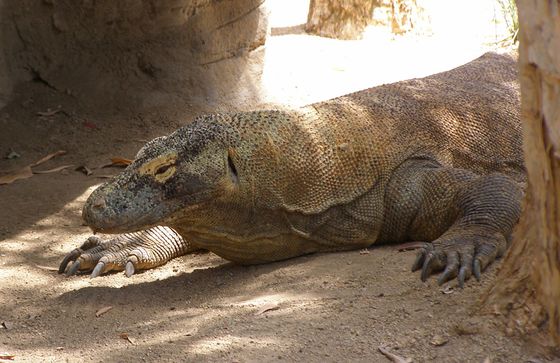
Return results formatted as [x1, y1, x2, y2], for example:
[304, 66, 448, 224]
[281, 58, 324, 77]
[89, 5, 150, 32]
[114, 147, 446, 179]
[480, 0, 560, 349]
[391, 0, 418, 34]
[306, 0, 375, 40]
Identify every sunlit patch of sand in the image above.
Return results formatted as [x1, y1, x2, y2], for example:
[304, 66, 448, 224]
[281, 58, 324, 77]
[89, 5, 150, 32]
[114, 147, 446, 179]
[263, 0, 515, 107]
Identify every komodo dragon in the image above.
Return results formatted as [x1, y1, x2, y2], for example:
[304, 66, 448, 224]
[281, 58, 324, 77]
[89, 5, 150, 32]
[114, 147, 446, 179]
[59, 52, 524, 287]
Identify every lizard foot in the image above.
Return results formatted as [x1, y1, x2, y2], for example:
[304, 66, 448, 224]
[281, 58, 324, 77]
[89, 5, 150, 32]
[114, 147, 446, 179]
[410, 230, 508, 287]
[59, 226, 194, 278]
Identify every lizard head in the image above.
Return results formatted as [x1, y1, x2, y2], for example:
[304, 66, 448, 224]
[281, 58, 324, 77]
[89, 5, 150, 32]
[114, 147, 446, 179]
[82, 115, 241, 233]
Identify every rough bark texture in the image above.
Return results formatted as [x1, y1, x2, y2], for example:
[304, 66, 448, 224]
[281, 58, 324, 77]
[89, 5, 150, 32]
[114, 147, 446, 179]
[305, 0, 374, 40]
[0, 0, 269, 112]
[480, 0, 560, 350]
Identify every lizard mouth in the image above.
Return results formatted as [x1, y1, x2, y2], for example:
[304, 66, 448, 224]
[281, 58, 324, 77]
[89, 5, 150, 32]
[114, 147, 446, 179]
[82, 183, 174, 234]
[84, 207, 161, 234]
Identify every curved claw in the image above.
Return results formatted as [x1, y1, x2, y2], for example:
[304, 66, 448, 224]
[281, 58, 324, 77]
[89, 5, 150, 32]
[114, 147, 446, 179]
[421, 251, 446, 282]
[58, 249, 82, 274]
[458, 266, 468, 288]
[65, 260, 81, 276]
[411, 244, 431, 272]
[411, 250, 425, 272]
[420, 253, 435, 282]
[90, 261, 106, 278]
[458, 249, 474, 288]
[437, 252, 459, 286]
[125, 261, 135, 277]
[473, 259, 482, 281]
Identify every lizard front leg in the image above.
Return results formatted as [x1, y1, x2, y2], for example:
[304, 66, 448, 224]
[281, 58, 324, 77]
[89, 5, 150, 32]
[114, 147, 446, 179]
[380, 159, 522, 287]
[59, 226, 197, 277]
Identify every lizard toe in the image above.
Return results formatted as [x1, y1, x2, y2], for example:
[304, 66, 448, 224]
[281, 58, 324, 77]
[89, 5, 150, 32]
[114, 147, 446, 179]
[124, 253, 143, 277]
[90, 261, 107, 278]
[458, 251, 474, 288]
[437, 251, 459, 285]
[59, 235, 104, 274]
[65, 260, 82, 276]
[420, 249, 446, 282]
[90, 254, 128, 277]
[125, 261, 136, 277]
[411, 243, 431, 272]
[473, 259, 482, 281]
[472, 232, 505, 281]
[59, 248, 83, 274]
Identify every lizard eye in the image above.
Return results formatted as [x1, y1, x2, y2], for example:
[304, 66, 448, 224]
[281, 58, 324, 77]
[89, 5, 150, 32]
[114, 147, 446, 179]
[138, 152, 178, 182]
[155, 164, 173, 176]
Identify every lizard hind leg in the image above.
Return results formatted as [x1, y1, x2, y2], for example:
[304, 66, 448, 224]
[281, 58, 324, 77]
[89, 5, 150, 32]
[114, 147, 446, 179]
[411, 172, 521, 287]
[58, 226, 195, 277]
[382, 159, 522, 287]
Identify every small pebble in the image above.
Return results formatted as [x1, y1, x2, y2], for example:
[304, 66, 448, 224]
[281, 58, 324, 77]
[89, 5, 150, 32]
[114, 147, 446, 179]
[430, 334, 448, 346]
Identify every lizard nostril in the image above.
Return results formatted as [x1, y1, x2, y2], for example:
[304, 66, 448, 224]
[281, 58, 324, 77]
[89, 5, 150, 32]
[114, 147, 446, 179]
[92, 197, 106, 210]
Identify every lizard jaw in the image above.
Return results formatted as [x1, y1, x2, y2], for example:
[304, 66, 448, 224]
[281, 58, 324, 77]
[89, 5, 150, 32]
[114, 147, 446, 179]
[82, 183, 173, 234]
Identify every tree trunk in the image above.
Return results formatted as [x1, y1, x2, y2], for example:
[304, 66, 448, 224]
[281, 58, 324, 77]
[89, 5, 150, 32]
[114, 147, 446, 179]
[391, 0, 418, 34]
[305, 0, 374, 40]
[480, 0, 560, 349]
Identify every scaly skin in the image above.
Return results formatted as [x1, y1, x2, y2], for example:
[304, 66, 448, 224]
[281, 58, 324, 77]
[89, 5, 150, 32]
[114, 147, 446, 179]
[60, 52, 524, 286]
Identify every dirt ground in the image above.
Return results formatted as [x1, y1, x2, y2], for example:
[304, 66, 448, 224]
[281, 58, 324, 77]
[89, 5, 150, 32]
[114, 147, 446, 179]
[0, 3, 558, 363]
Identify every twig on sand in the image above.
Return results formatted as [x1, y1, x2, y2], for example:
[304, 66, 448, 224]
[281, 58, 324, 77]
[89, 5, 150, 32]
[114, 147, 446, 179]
[378, 346, 412, 363]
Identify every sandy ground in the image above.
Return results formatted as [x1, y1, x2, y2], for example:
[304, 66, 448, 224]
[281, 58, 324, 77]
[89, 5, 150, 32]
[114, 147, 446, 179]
[0, 2, 557, 362]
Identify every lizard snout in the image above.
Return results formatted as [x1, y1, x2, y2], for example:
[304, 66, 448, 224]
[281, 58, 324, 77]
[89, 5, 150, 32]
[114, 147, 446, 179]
[82, 193, 111, 231]
[82, 181, 167, 233]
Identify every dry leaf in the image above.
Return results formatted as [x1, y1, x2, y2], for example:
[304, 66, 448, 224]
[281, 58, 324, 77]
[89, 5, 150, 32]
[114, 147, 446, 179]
[441, 286, 454, 294]
[33, 164, 74, 174]
[5, 151, 20, 159]
[378, 346, 412, 363]
[32, 150, 66, 167]
[0, 353, 15, 361]
[119, 332, 135, 345]
[396, 241, 426, 252]
[95, 306, 113, 317]
[0, 166, 33, 185]
[35, 264, 59, 272]
[76, 165, 93, 176]
[99, 157, 132, 169]
[0, 150, 69, 185]
[37, 108, 62, 117]
[256, 302, 280, 315]
[82, 121, 97, 129]
[110, 157, 132, 166]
